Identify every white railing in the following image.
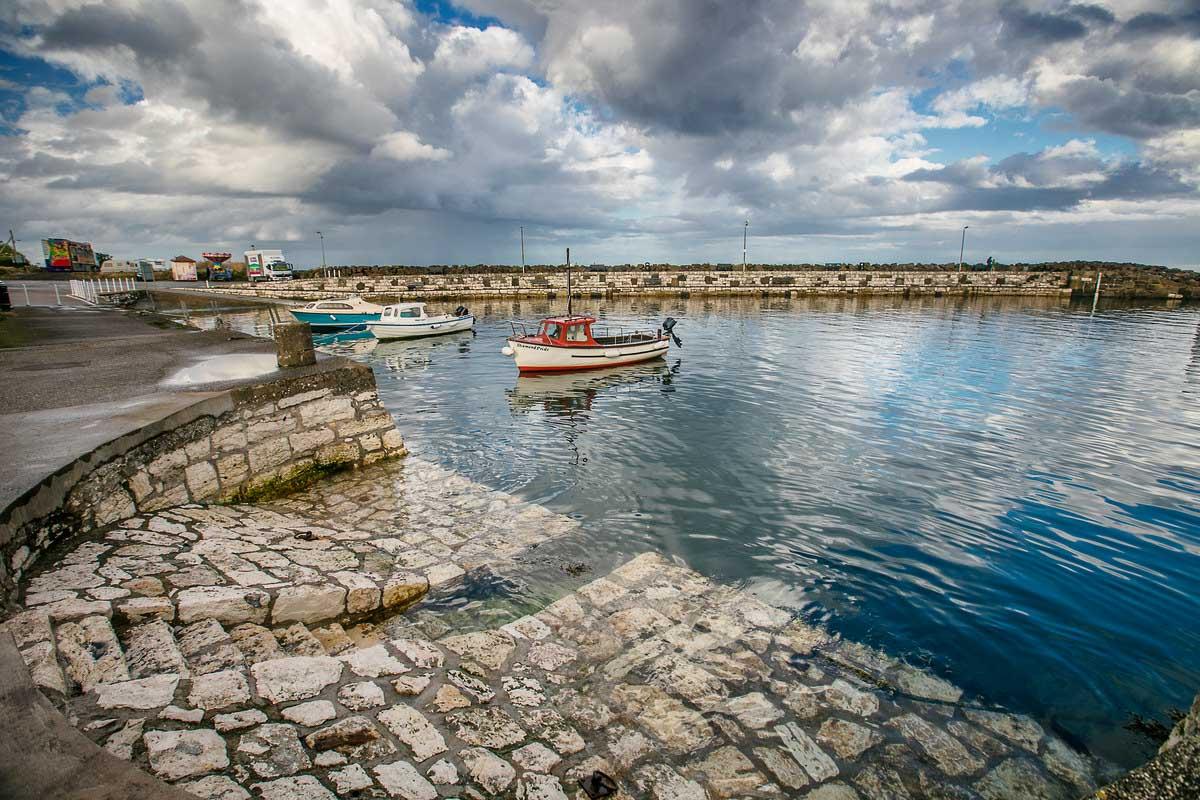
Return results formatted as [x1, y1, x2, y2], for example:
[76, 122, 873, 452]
[68, 277, 140, 305]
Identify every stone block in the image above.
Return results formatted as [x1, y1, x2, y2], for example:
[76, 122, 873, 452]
[148, 450, 187, 478]
[374, 760, 437, 800]
[144, 728, 229, 781]
[96, 673, 180, 710]
[176, 585, 270, 625]
[382, 428, 405, 453]
[249, 438, 291, 472]
[188, 668, 251, 710]
[247, 418, 293, 444]
[275, 322, 316, 368]
[217, 452, 249, 485]
[335, 413, 393, 438]
[128, 470, 154, 503]
[185, 437, 212, 462]
[298, 396, 354, 426]
[317, 440, 359, 465]
[271, 584, 347, 625]
[94, 489, 136, 525]
[212, 425, 249, 452]
[185, 461, 220, 499]
[288, 428, 336, 454]
[278, 388, 331, 409]
[251, 656, 343, 703]
[117, 596, 175, 623]
[333, 571, 381, 615]
[382, 572, 428, 612]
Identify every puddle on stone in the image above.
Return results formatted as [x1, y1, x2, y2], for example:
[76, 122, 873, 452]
[160, 353, 280, 387]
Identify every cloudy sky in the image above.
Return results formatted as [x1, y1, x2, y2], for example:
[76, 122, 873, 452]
[1, 0, 1197, 267]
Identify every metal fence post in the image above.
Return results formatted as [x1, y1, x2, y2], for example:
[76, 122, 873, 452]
[23, 284, 30, 306]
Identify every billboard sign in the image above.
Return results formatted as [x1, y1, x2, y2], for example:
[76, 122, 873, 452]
[41, 238, 98, 271]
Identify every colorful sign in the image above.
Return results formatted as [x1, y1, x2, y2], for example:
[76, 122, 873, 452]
[41, 238, 97, 271]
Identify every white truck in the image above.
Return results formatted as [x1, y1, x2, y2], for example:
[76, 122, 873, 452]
[244, 248, 294, 282]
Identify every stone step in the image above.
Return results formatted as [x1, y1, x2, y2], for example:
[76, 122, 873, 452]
[176, 618, 246, 676]
[0, 609, 68, 698]
[228, 623, 287, 664]
[55, 615, 130, 693]
[122, 620, 189, 679]
[273, 622, 327, 657]
[310, 622, 355, 655]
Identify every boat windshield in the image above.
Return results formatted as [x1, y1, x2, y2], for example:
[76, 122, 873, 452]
[544, 322, 563, 339]
[317, 302, 352, 310]
[398, 307, 422, 319]
[565, 323, 588, 342]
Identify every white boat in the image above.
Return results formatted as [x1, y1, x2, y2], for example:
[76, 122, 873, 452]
[290, 296, 384, 329]
[500, 247, 681, 373]
[501, 314, 678, 373]
[367, 302, 475, 340]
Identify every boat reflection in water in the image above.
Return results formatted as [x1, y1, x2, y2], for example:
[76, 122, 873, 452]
[507, 359, 681, 416]
[371, 329, 474, 374]
[312, 329, 378, 357]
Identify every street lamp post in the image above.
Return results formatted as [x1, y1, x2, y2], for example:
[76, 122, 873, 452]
[743, 220, 749, 271]
[316, 231, 327, 275]
[958, 226, 969, 273]
[520, 226, 525, 274]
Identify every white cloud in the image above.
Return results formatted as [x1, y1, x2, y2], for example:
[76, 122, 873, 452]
[371, 131, 451, 162]
[932, 77, 1031, 128]
[432, 25, 534, 80]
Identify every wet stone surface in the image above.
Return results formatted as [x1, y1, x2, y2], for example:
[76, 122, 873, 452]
[3, 459, 1100, 799]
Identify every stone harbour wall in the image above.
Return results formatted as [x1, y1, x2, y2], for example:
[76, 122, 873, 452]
[179, 269, 1073, 303]
[0, 362, 406, 609]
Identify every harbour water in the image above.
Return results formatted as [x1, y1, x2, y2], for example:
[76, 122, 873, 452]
[181, 293, 1200, 769]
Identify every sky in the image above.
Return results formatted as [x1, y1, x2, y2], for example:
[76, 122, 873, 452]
[0, 0, 1198, 268]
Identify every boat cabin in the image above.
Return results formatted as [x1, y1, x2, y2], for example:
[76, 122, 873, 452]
[380, 303, 428, 321]
[517, 315, 660, 348]
[530, 315, 598, 346]
[300, 295, 382, 312]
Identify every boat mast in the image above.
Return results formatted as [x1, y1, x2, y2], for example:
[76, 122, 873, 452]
[566, 247, 572, 316]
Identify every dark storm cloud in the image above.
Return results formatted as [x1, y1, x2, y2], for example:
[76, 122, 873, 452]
[467, 0, 1000, 137]
[997, 2, 1089, 42]
[40, 1, 201, 65]
[302, 151, 622, 231]
[1065, 4, 1116, 26]
[1120, 10, 1200, 38]
[1050, 77, 1200, 139]
[903, 148, 1192, 213]
[7, 152, 79, 178]
[34, 0, 397, 149]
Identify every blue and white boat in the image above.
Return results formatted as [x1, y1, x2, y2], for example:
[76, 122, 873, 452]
[289, 296, 384, 330]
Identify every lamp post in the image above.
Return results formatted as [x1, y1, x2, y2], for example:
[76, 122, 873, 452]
[520, 226, 525, 274]
[958, 225, 969, 273]
[316, 231, 327, 275]
[743, 220, 749, 271]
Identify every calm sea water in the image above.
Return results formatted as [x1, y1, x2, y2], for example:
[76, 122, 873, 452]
[184, 294, 1200, 767]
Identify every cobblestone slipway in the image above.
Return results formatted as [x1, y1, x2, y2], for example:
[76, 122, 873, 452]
[3, 458, 1098, 799]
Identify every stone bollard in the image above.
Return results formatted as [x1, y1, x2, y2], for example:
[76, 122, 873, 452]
[275, 322, 316, 368]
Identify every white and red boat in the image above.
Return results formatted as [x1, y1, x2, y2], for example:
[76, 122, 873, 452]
[501, 314, 678, 373]
[501, 248, 681, 373]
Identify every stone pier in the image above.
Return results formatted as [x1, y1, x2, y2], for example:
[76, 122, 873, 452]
[2, 457, 1101, 799]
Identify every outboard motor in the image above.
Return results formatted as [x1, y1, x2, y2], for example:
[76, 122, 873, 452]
[662, 317, 682, 347]
[454, 305, 469, 317]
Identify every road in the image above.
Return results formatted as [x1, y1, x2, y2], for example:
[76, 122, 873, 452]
[2, 278, 293, 308]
